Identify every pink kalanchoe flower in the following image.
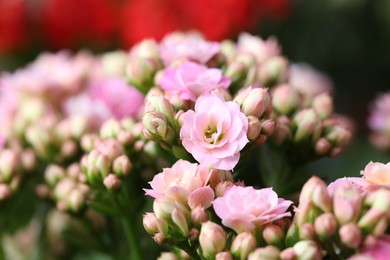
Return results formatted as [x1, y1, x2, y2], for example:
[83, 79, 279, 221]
[0, 51, 94, 103]
[237, 33, 281, 63]
[213, 185, 292, 233]
[350, 235, 390, 260]
[144, 160, 215, 209]
[360, 161, 390, 187]
[327, 177, 368, 196]
[158, 62, 230, 102]
[289, 63, 333, 99]
[159, 32, 220, 65]
[180, 94, 249, 170]
[89, 77, 144, 119]
[64, 77, 144, 127]
[368, 92, 390, 133]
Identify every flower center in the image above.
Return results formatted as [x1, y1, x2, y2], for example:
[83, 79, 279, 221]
[204, 125, 223, 144]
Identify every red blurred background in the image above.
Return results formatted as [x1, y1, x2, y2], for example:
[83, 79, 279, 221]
[0, 0, 290, 54]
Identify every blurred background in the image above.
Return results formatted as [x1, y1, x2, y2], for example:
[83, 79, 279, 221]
[1, 0, 390, 180]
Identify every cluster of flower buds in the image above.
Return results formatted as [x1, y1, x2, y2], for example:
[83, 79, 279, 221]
[0, 147, 36, 200]
[288, 175, 390, 259]
[25, 114, 90, 163]
[270, 83, 352, 164]
[38, 163, 91, 212]
[81, 136, 131, 191]
[233, 86, 274, 144]
[222, 33, 286, 89]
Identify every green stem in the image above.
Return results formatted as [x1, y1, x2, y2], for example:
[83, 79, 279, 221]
[120, 216, 142, 260]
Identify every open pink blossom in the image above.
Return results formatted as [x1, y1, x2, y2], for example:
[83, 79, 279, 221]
[89, 77, 144, 119]
[0, 51, 94, 103]
[289, 63, 333, 99]
[159, 33, 220, 65]
[361, 161, 390, 187]
[327, 177, 368, 196]
[180, 94, 249, 170]
[158, 62, 230, 102]
[350, 235, 390, 260]
[213, 185, 292, 233]
[64, 77, 144, 127]
[368, 92, 390, 133]
[237, 33, 281, 63]
[144, 160, 214, 209]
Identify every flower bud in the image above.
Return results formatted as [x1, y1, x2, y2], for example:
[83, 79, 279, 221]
[143, 112, 175, 144]
[280, 248, 296, 260]
[314, 213, 337, 240]
[221, 40, 237, 62]
[247, 116, 262, 141]
[172, 208, 189, 237]
[131, 39, 160, 60]
[0, 183, 12, 200]
[215, 181, 234, 197]
[157, 252, 177, 260]
[126, 57, 160, 90]
[113, 155, 132, 176]
[216, 252, 233, 260]
[299, 176, 332, 213]
[263, 224, 284, 247]
[248, 246, 281, 260]
[299, 223, 315, 241]
[103, 174, 122, 190]
[314, 138, 331, 155]
[54, 178, 75, 199]
[339, 223, 361, 249]
[293, 240, 322, 260]
[191, 206, 208, 226]
[0, 149, 19, 182]
[45, 164, 66, 187]
[231, 232, 256, 260]
[101, 51, 128, 77]
[272, 84, 299, 115]
[293, 109, 318, 143]
[96, 139, 123, 161]
[241, 88, 271, 118]
[258, 56, 288, 87]
[145, 95, 175, 123]
[312, 93, 333, 119]
[67, 189, 85, 212]
[60, 140, 78, 158]
[143, 213, 159, 234]
[333, 183, 362, 225]
[95, 153, 111, 177]
[153, 198, 176, 220]
[199, 221, 227, 258]
[273, 116, 292, 145]
[326, 125, 351, 147]
[21, 148, 36, 171]
[100, 119, 121, 139]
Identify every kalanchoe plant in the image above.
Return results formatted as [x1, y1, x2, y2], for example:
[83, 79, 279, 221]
[0, 31, 363, 259]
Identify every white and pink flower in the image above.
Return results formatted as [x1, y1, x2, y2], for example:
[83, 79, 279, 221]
[180, 94, 248, 170]
[237, 33, 281, 63]
[213, 185, 292, 233]
[158, 62, 230, 102]
[144, 160, 214, 209]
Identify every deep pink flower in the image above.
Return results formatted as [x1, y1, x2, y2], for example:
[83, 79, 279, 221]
[180, 94, 248, 170]
[158, 62, 230, 102]
[159, 32, 220, 65]
[144, 160, 214, 209]
[213, 185, 292, 233]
